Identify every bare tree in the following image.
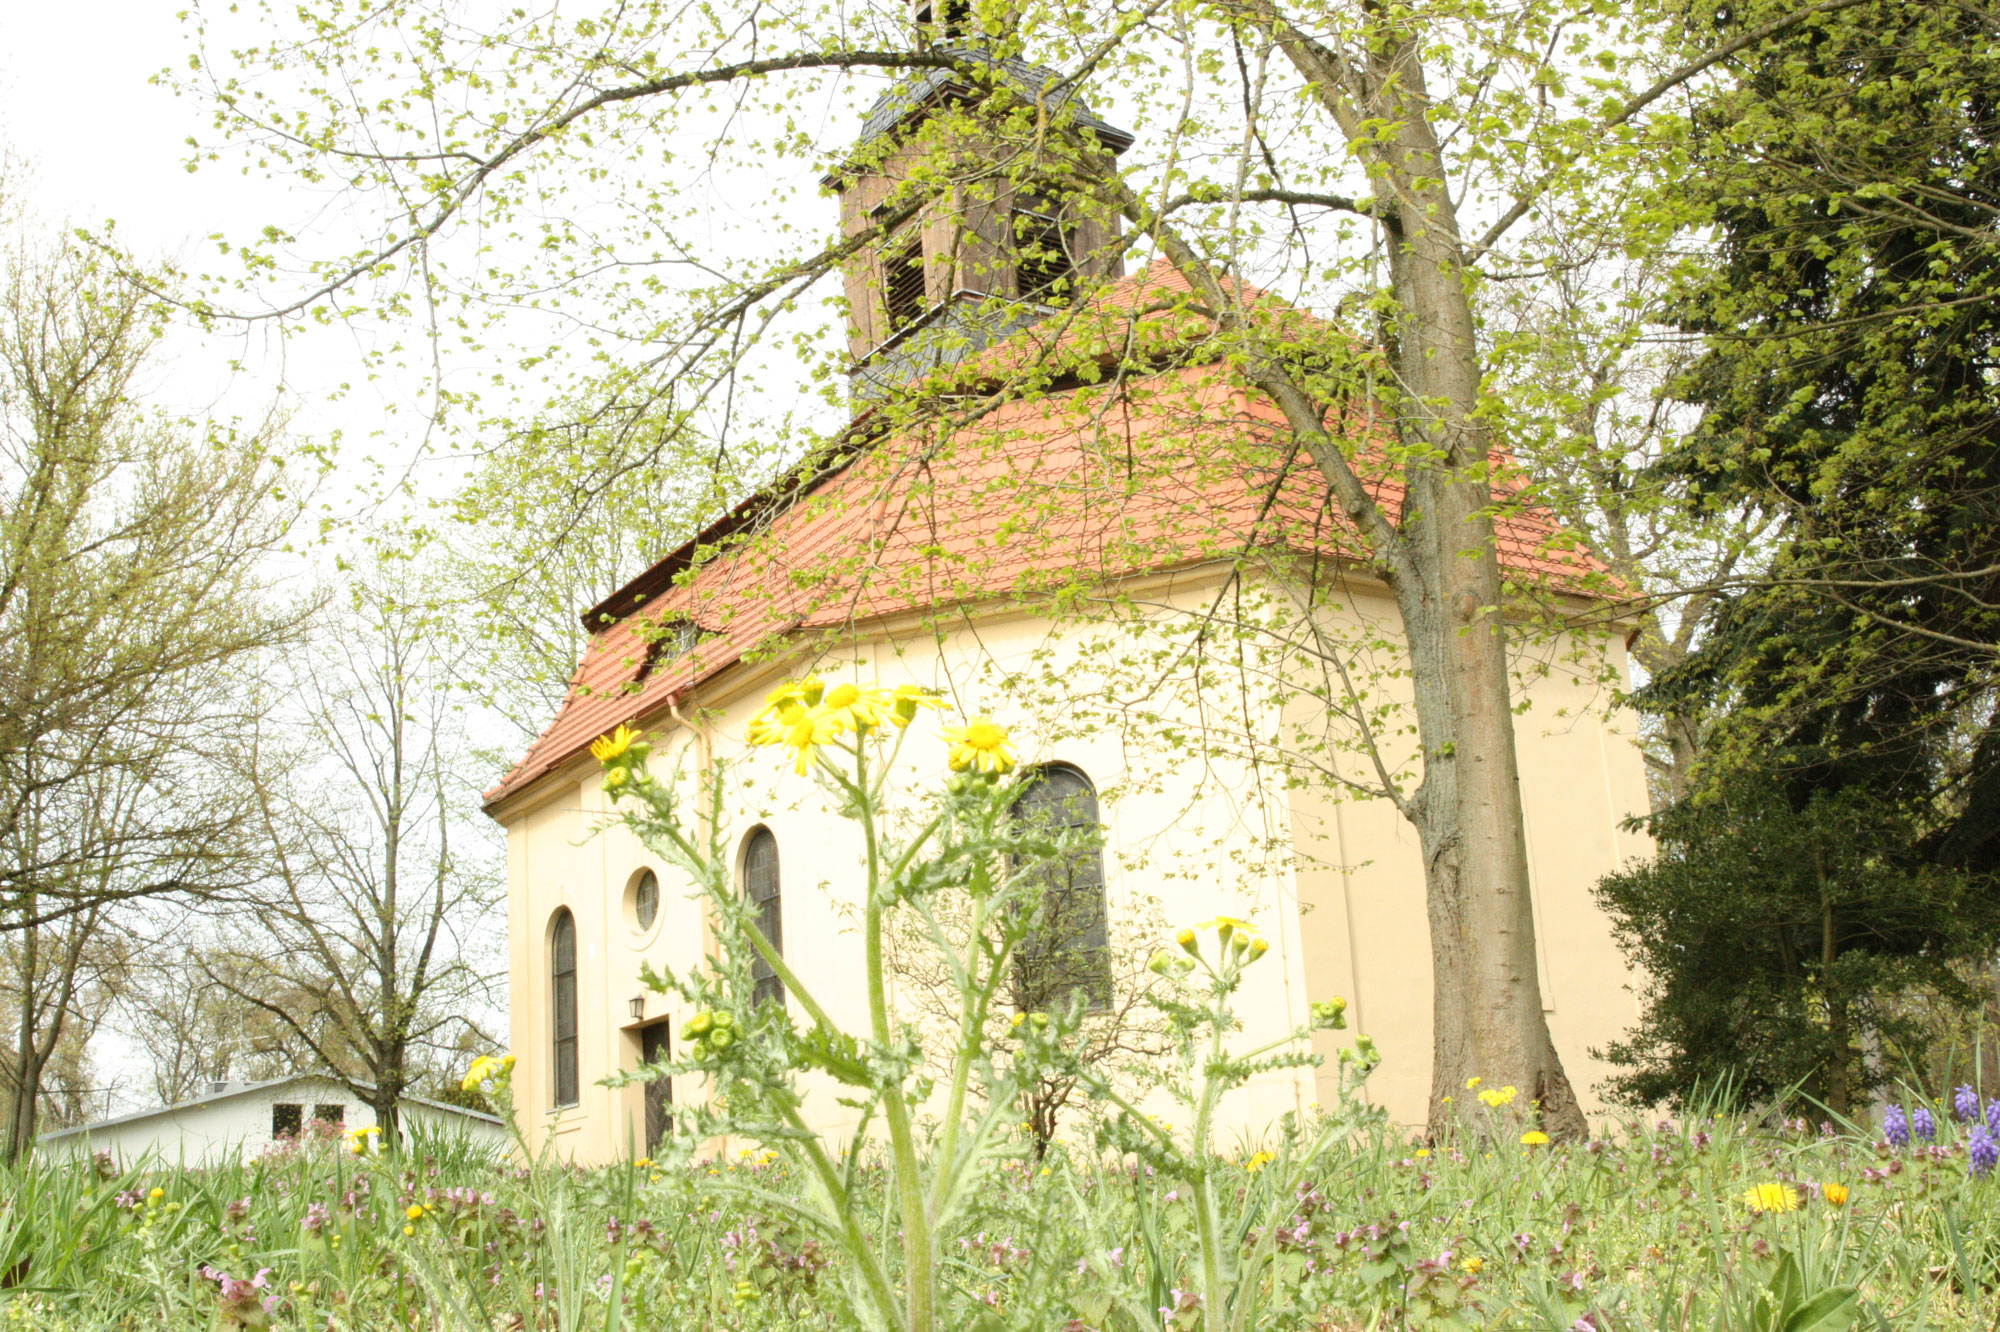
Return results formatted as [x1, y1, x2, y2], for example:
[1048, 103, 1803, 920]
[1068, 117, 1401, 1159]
[0, 221, 306, 1157]
[119, 943, 323, 1105]
[207, 564, 503, 1141]
[0, 913, 128, 1137]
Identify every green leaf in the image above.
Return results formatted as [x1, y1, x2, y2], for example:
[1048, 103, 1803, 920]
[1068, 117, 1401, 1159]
[1782, 1288, 1860, 1332]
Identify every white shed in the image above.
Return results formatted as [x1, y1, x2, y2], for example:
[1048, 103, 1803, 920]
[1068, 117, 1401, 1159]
[39, 1075, 509, 1165]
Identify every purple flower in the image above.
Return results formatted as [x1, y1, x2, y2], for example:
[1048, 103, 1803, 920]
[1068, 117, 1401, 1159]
[200, 1266, 278, 1324]
[1955, 1085, 1980, 1123]
[1971, 1128, 1998, 1179]
[1884, 1105, 1909, 1147]
[1914, 1106, 1937, 1142]
[1987, 1098, 2000, 1138]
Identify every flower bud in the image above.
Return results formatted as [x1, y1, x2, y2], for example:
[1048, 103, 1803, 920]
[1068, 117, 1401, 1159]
[686, 1011, 713, 1037]
[711, 1009, 735, 1030]
[707, 1028, 734, 1051]
[1148, 950, 1174, 975]
[1177, 929, 1198, 955]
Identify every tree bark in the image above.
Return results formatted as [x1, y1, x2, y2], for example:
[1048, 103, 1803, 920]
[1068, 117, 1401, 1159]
[1202, 2, 1586, 1138]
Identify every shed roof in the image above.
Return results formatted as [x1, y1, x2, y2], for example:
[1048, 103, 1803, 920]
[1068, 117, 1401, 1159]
[40, 1074, 502, 1141]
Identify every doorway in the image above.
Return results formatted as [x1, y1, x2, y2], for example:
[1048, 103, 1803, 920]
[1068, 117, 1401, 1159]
[639, 1020, 672, 1153]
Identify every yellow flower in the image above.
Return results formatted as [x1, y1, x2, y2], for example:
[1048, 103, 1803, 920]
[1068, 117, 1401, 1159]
[761, 677, 825, 711]
[1520, 1131, 1550, 1146]
[890, 684, 944, 726]
[1822, 1182, 1849, 1207]
[818, 681, 900, 733]
[1414, 1148, 1431, 1158]
[1245, 1151, 1276, 1173]
[1461, 1256, 1484, 1274]
[462, 1054, 514, 1092]
[751, 702, 844, 775]
[147, 1187, 164, 1201]
[406, 1205, 424, 1221]
[590, 725, 643, 764]
[1478, 1085, 1519, 1108]
[635, 1157, 652, 1168]
[942, 716, 1017, 774]
[1465, 1077, 1483, 1090]
[1742, 1182, 1801, 1214]
[403, 1224, 416, 1236]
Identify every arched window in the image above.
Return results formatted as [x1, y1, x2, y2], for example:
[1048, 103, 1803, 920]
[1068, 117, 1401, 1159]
[742, 828, 784, 1007]
[550, 909, 579, 1108]
[1010, 765, 1111, 1012]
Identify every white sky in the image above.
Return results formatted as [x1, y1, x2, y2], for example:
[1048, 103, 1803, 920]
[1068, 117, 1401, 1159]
[2, 5, 356, 440]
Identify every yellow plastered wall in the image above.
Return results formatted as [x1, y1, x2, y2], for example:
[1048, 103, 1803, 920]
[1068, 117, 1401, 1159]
[497, 569, 1651, 1163]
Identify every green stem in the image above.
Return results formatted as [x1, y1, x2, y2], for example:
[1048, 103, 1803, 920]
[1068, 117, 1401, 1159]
[857, 743, 933, 1332]
[1192, 967, 1234, 1326]
[773, 1094, 902, 1324]
[927, 884, 1000, 1222]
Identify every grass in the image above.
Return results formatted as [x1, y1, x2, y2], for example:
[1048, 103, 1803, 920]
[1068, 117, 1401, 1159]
[4, 1099, 1998, 1330]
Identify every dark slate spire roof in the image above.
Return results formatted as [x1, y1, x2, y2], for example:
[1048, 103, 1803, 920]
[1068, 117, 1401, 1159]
[849, 49, 1134, 160]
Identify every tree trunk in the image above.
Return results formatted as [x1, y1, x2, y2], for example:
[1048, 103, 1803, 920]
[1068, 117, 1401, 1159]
[6, 916, 41, 1164]
[1273, 14, 1585, 1139]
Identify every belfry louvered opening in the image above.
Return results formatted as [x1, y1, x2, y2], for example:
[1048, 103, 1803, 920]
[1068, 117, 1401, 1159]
[1013, 193, 1077, 302]
[883, 232, 927, 332]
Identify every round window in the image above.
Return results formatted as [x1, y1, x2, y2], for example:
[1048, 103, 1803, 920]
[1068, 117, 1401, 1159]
[633, 869, 659, 930]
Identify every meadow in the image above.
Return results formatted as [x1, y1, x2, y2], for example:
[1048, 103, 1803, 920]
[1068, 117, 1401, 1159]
[4, 1094, 1999, 1331]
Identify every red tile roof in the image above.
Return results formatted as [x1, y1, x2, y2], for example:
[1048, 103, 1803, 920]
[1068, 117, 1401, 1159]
[483, 261, 1609, 811]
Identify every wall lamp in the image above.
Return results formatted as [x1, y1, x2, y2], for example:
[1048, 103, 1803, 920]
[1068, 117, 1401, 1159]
[628, 996, 645, 1021]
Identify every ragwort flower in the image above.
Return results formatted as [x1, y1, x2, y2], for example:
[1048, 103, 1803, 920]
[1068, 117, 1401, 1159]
[942, 716, 1017, 774]
[590, 725, 644, 764]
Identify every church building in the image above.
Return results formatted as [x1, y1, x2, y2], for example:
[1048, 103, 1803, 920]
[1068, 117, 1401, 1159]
[483, 27, 1652, 1164]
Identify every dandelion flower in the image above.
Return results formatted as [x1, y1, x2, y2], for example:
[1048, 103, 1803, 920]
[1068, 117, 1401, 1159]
[1521, 1131, 1550, 1146]
[1245, 1151, 1276, 1173]
[1461, 1256, 1484, 1273]
[942, 716, 1017, 774]
[406, 1205, 424, 1221]
[1741, 1182, 1801, 1213]
[1822, 1182, 1849, 1207]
